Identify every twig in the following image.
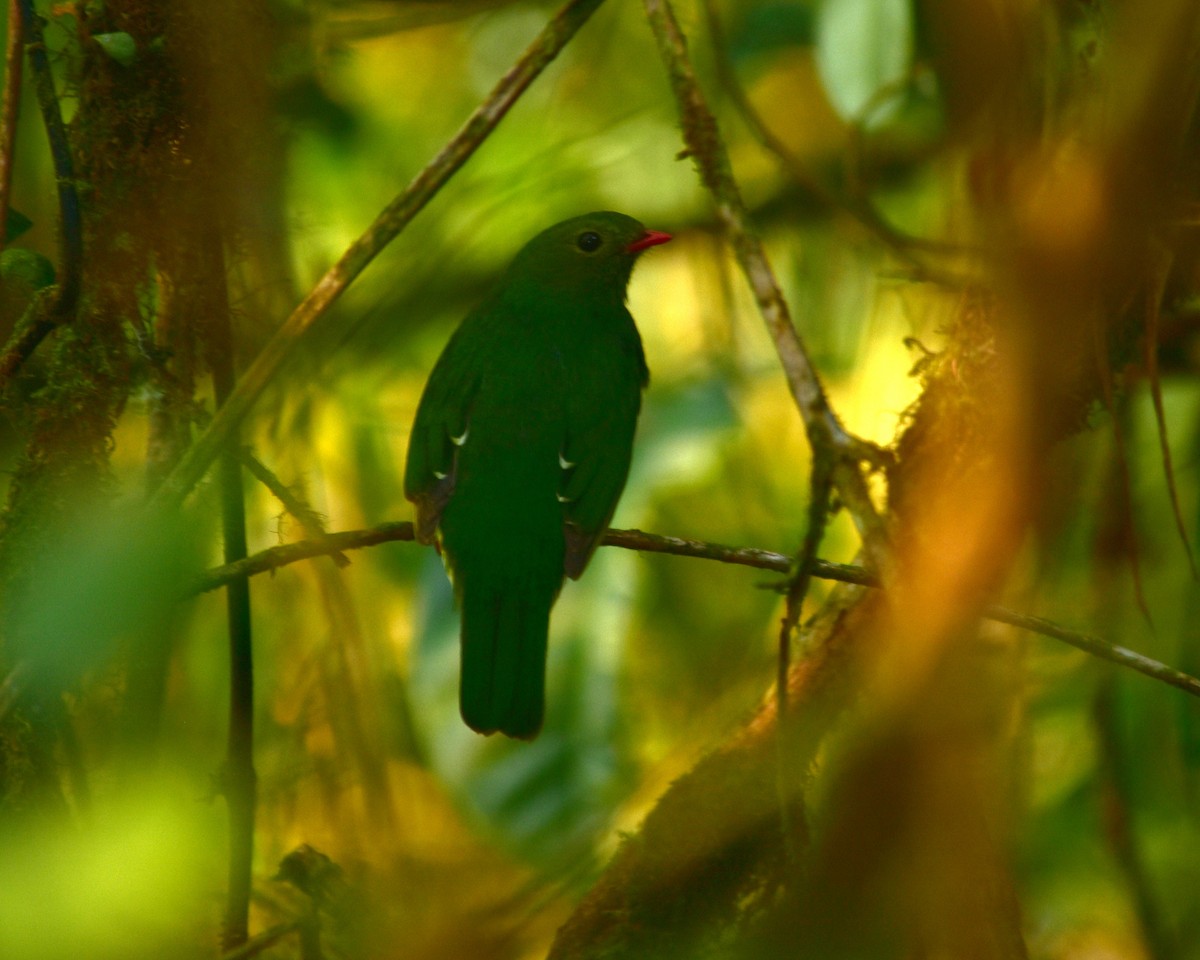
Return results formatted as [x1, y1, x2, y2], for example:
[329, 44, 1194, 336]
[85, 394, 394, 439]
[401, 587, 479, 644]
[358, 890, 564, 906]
[239, 449, 350, 568]
[1143, 252, 1196, 580]
[151, 0, 608, 508]
[192, 523, 1200, 700]
[983, 606, 1200, 699]
[0, 0, 23, 256]
[218, 921, 302, 960]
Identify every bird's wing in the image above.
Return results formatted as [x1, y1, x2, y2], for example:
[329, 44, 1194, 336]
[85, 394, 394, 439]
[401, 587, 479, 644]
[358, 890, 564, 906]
[559, 331, 647, 580]
[404, 322, 482, 543]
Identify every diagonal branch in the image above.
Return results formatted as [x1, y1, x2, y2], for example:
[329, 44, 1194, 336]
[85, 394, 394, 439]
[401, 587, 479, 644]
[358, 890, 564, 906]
[641, 0, 889, 553]
[642, 0, 889, 770]
[151, 0, 608, 508]
[643, 0, 834, 450]
[191, 522, 1200, 701]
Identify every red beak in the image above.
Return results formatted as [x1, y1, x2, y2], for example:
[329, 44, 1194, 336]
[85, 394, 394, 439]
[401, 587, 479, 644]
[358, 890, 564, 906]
[627, 229, 673, 254]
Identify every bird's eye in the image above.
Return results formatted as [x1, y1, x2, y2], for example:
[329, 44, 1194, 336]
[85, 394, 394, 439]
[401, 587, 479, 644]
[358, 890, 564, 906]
[576, 231, 603, 252]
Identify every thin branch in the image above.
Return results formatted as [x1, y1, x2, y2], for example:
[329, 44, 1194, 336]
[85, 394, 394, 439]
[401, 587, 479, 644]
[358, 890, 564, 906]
[0, 0, 23, 256]
[641, 0, 888, 561]
[16, 0, 81, 313]
[218, 921, 302, 960]
[643, 0, 886, 837]
[205, 227, 256, 952]
[239, 449, 350, 568]
[643, 0, 830, 448]
[151, 0, 608, 508]
[193, 523, 1200, 700]
[982, 606, 1200, 699]
[1144, 253, 1196, 580]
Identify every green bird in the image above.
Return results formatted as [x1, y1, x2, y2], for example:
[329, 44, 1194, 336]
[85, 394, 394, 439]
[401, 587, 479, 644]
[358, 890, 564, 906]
[404, 212, 671, 740]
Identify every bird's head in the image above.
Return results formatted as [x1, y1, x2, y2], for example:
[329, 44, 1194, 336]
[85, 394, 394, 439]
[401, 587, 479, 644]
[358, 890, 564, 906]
[505, 211, 672, 298]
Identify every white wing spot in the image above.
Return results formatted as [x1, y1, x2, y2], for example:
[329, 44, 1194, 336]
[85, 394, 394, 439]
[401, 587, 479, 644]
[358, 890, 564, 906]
[433, 470, 447, 480]
[559, 451, 576, 469]
[556, 493, 573, 503]
[450, 428, 469, 447]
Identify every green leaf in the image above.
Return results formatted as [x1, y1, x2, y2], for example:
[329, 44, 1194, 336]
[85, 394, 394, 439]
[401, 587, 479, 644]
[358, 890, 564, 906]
[0, 248, 56, 291]
[729, 2, 815, 66]
[9, 505, 202, 696]
[4, 207, 32, 242]
[93, 31, 138, 67]
[814, 0, 914, 125]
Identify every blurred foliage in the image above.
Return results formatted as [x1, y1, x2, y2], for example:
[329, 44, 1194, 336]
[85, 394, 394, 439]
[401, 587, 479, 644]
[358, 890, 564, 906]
[0, 0, 1198, 958]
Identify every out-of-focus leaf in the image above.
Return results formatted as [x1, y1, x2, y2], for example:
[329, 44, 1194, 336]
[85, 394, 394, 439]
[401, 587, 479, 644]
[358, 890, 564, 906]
[729, 1, 815, 67]
[0, 782, 214, 960]
[4, 208, 32, 243]
[8, 505, 203, 696]
[628, 377, 739, 495]
[276, 75, 361, 144]
[814, 0, 913, 124]
[93, 31, 138, 67]
[0, 248, 56, 291]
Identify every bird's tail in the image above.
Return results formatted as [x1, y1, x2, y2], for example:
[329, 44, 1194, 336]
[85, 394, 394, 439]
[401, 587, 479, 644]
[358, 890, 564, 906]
[458, 568, 556, 740]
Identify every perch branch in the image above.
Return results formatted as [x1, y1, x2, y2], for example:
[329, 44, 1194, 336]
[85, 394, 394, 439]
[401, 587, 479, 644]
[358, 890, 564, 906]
[193, 523, 1200, 700]
[151, 0, 608, 507]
